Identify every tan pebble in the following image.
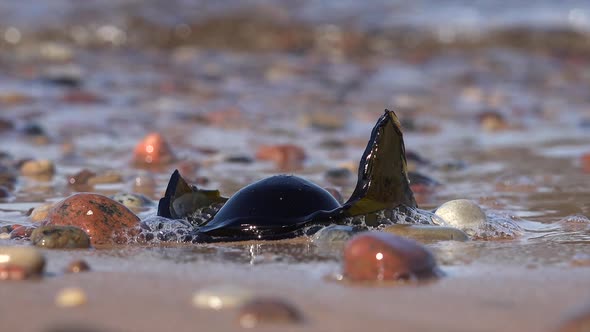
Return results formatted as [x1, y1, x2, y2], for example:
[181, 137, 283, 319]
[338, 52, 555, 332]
[383, 224, 469, 242]
[65, 260, 91, 273]
[238, 298, 303, 328]
[55, 287, 87, 307]
[192, 285, 254, 310]
[20, 159, 55, 177]
[87, 170, 123, 185]
[30, 203, 54, 222]
[0, 233, 10, 240]
[0, 246, 45, 275]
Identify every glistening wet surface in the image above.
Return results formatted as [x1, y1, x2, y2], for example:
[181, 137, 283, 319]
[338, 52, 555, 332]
[0, 1, 589, 331]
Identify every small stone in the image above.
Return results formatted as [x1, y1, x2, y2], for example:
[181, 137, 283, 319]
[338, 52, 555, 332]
[0, 264, 30, 280]
[31, 226, 91, 249]
[55, 287, 87, 307]
[65, 260, 91, 273]
[311, 225, 355, 244]
[478, 110, 508, 132]
[0, 246, 45, 275]
[301, 112, 346, 131]
[435, 199, 487, 231]
[192, 285, 254, 310]
[87, 170, 123, 185]
[558, 215, 590, 232]
[110, 193, 153, 211]
[20, 159, 55, 177]
[132, 133, 175, 168]
[44, 193, 140, 245]
[256, 144, 306, 171]
[131, 173, 157, 195]
[237, 298, 303, 328]
[324, 168, 353, 186]
[10, 225, 35, 239]
[581, 153, 590, 173]
[61, 90, 103, 104]
[383, 225, 469, 242]
[343, 232, 440, 282]
[30, 203, 54, 222]
[67, 169, 96, 186]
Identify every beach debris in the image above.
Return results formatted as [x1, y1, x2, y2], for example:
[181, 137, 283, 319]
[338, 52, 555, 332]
[343, 232, 440, 282]
[55, 287, 87, 307]
[65, 260, 91, 273]
[44, 193, 140, 245]
[132, 133, 175, 168]
[31, 226, 91, 249]
[383, 224, 469, 242]
[192, 285, 254, 310]
[435, 199, 487, 231]
[0, 246, 45, 276]
[237, 298, 304, 328]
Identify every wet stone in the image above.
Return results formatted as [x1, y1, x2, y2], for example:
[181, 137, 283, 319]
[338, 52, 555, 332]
[192, 284, 254, 310]
[10, 225, 36, 239]
[30, 203, 54, 222]
[67, 169, 96, 186]
[343, 232, 440, 282]
[237, 298, 304, 328]
[383, 224, 469, 242]
[20, 159, 56, 177]
[311, 225, 356, 244]
[256, 144, 306, 171]
[132, 133, 175, 168]
[55, 287, 87, 308]
[110, 193, 154, 211]
[0, 246, 45, 275]
[435, 199, 487, 231]
[87, 170, 123, 185]
[31, 226, 91, 249]
[44, 193, 140, 245]
[65, 260, 91, 273]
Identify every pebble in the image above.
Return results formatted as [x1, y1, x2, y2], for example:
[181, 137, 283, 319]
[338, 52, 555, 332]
[110, 193, 154, 210]
[31, 226, 91, 249]
[311, 225, 356, 244]
[0, 246, 45, 275]
[44, 193, 140, 245]
[67, 169, 96, 186]
[65, 260, 91, 273]
[478, 110, 509, 132]
[30, 203, 54, 222]
[87, 170, 123, 185]
[192, 285, 254, 310]
[300, 112, 346, 131]
[382, 225, 469, 242]
[237, 298, 303, 328]
[132, 133, 175, 167]
[20, 159, 55, 177]
[55, 287, 87, 308]
[324, 167, 353, 186]
[0, 264, 30, 280]
[343, 232, 439, 282]
[434, 199, 487, 231]
[131, 173, 157, 195]
[582, 153, 590, 173]
[557, 215, 590, 232]
[10, 225, 36, 239]
[256, 144, 306, 170]
[61, 90, 104, 104]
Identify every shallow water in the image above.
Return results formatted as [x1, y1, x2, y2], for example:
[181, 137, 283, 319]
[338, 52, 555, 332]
[0, 1, 589, 331]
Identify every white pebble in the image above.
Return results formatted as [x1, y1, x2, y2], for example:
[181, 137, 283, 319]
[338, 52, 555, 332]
[192, 285, 254, 310]
[435, 199, 487, 230]
[55, 287, 87, 307]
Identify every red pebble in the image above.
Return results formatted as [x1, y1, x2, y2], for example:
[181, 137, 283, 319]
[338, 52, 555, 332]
[343, 232, 439, 282]
[132, 133, 175, 168]
[10, 225, 35, 239]
[256, 144, 306, 171]
[582, 153, 590, 173]
[43, 193, 140, 245]
[0, 264, 30, 280]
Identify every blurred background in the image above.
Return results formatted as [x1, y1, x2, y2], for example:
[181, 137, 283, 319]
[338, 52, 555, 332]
[0, 0, 588, 219]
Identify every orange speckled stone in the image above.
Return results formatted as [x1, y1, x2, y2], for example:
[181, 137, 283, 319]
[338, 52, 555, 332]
[582, 153, 590, 173]
[256, 144, 306, 171]
[132, 133, 175, 167]
[343, 232, 439, 282]
[44, 193, 140, 245]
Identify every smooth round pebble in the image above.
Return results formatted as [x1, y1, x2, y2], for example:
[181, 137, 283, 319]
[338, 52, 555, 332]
[44, 193, 140, 245]
[20, 159, 55, 177]
[55, 287, 87, 307]
[0, 246, 45, 275]
[192, 285, 254, 310]
[383, 224, 469, 242]
[435, 199, 487, 231]
[237, 298, 303, 328]
[87, 170, 123, 185]
[30, 203, 54, 222]
[31, 226, 91, 249]
[343, 232, 440, 282]
[110, 193, 153, 210]
[65, 260, 91, 273]
[133, 133, 175, 167]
